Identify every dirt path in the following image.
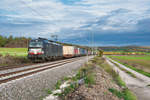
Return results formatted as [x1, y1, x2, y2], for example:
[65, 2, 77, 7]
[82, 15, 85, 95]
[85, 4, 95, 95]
[105, 56, 150, 100]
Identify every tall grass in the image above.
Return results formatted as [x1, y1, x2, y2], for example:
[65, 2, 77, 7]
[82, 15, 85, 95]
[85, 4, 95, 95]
[92, 57, 126, 87]
[0, 54, 31, 67]
[109, 88, 137, 100]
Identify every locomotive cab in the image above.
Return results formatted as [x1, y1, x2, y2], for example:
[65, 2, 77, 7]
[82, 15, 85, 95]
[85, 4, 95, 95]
[28, 39, 45, 60]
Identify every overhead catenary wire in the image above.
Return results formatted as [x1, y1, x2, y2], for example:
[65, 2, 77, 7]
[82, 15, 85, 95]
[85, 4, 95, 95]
[19, 0, 58, 40]
[19, 0, 94, 47]
[19, 0, 56, 22]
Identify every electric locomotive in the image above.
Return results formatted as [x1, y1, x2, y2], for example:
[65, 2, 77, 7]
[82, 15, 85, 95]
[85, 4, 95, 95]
[28, 38, 63, 61]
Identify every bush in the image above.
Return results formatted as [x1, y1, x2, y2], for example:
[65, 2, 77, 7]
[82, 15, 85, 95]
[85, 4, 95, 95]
[84, 73, 95, 85]
[55, 80, 62, 89]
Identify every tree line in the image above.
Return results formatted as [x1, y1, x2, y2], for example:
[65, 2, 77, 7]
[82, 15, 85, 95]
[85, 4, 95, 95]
[0, 35, 31, 48]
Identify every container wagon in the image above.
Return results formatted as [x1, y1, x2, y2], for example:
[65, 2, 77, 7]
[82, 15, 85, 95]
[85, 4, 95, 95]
[88, 50, 92, 55]
[77, 48, 80, 56]
[74, 47, 79, 57]
[63, 46, 76, 58]
[80, 48, 87, 56]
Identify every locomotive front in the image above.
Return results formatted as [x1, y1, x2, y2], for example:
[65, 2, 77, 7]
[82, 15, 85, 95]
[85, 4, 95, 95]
[28, 39, 45, 60]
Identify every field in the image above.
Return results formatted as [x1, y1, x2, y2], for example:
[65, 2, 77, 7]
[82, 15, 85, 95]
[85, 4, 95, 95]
[0, 48, 28, 57]
[108, 55, 150, 74]
[103, 51, 147, 55]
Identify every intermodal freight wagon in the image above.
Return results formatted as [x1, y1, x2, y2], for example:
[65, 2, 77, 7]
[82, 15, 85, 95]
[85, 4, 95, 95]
[63, 46, 76, 58]
[28, 38, 91, 61]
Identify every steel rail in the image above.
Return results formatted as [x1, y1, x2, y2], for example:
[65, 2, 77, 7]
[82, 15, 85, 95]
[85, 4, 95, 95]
[0, 57, 83, 84]
[0, 57, 83, 71]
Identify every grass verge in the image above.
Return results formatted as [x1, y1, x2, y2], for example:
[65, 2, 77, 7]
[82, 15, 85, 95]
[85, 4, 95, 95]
[93, 57, 126, 87]
[109, 88, 137, 100]
[92, 57, 137, 100]
[109, 60, 136, 78]
[46, 57, 137, 100]
[108, 56, 150, 77]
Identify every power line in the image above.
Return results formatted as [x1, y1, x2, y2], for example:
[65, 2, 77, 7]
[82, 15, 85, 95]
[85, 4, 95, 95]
[19, 0, 58, 39]
[19, 0, 55, 21]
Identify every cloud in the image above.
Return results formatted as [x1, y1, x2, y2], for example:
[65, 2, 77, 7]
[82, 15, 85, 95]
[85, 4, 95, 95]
[0, 0, 150, 45]
[136, 18, 150, 32]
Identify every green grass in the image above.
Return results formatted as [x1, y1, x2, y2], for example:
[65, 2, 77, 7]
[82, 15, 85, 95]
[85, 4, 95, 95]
[108, 55, 150, 77]
[55, 62, 96, 98]
[63, 76, 71, 81]
[110, 55, 150, 60]
[47, 89, 52, 94]
[55, 80, 62, 89]
[0, 48, 28, 57]
[84, 73, 95, 85]
[121, 62, 150, 77]
[99, 61, 126, 87]
[110, 60, 136, 78]
[93, 57, 137, 100]
[109, 88, 124, 98]
[52, 57, 137, 100]
[92, 57, 126, 87]
[123, 89, 137, 100]
[109, 88, 137, 100]
[109, 55, 150, 68]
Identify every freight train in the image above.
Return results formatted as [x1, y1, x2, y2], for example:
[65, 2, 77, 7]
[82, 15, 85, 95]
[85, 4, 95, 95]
[28, 38, 91, 61]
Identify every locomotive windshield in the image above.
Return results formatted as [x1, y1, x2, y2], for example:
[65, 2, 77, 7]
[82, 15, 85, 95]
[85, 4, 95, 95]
[29, 41, 43, 47]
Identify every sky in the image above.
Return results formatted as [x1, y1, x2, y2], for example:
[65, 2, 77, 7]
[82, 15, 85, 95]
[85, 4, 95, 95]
[0, 0, 150, 46]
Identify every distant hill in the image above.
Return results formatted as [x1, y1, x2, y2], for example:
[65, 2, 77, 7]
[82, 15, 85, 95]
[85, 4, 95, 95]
[98, 46, 150, 52]
[141, 46, 150, 49]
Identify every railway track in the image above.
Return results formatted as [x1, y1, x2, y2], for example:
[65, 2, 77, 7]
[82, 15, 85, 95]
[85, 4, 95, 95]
[0, 57, 84, 85]
[0, 58, 75, 71]
[0, 63, 35, 71]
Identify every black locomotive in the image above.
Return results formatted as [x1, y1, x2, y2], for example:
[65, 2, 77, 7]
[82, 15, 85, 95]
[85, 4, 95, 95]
[28, 38, 63, 61]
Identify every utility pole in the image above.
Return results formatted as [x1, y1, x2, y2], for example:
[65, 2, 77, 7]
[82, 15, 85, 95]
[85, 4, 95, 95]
[91, 31, 94, 55]
[86, 39, 90, 63]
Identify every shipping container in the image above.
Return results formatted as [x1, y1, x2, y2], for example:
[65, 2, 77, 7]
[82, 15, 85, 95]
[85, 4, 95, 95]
[63, 46, 75, 58]
[74, 47, 79, 56]
[88, 50, 92, 55]
[77, 48, 80, 56]
[79, 48, 85, 56]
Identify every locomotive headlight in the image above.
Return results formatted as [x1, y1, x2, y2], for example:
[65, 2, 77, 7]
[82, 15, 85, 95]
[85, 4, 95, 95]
[40, 50, 44, 54]
[29, 48, 44, 55]
[42, 51, 44, 54]
[37, 49, 44, 55]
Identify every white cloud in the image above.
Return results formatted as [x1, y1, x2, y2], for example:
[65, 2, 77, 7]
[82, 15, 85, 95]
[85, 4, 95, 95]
[0, 0, 150, 43]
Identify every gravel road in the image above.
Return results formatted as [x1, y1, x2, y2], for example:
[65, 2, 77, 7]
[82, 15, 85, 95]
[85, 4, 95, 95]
[106, 56, 150, 100]
[0, 56, 93, 100]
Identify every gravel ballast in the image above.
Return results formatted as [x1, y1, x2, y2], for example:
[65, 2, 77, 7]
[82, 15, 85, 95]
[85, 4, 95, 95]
[65, 65, 122, 100]
[0, 56, 93, 100]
